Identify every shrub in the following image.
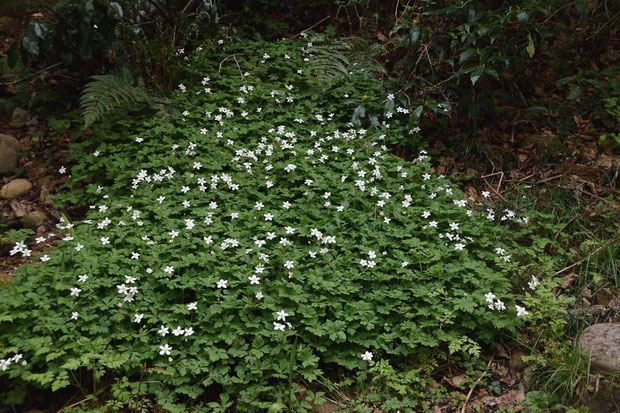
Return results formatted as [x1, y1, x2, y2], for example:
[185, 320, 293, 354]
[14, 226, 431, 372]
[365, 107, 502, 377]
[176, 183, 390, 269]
[1, 36, 540, 411]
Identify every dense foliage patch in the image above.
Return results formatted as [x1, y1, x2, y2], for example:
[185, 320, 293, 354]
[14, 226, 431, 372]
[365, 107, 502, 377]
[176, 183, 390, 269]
[1, 36, 544, 411]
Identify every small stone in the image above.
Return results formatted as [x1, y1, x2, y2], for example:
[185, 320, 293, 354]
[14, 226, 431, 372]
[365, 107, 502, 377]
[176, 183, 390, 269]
[0, 179, 33, 199]
[11, 107, 30, 123]
[37, 175, 56, 191]
[509, 351, 527, 372]
[0, 133, 20, 175]
[25, 116, 39, 126]
[9, 200, 26, 218]
[579, 323, 620, 372]
[21, 210, 47, 230]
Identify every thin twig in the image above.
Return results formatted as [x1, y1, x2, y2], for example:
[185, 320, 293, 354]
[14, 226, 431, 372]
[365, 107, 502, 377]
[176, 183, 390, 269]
[291, 15, 331, 38]
[496, 171, 504, 193]
[461, 358, 493, 413]
[553, 213, 579, 241]
[484, 179, 506, 201]
[58, 397, 91, 412]
[2, 62, 62, 86]
[218, 53, 244, 79]
[537, 175, 562, 184]
[554, 235, 620, 276]
[481, 171, 502, 179]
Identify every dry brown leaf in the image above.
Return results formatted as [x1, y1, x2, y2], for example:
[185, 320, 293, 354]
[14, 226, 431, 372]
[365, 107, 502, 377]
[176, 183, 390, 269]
[445, 374, 466, 387]
[560, 272, 579, 289]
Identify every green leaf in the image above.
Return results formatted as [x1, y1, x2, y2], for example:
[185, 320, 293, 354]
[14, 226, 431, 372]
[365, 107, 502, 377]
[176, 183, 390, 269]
[517, 11, 529, 21]
[459, 49, 475, 64]
[21, 35, 39, 56]
[109, 2, 123, 18]
[526, 33, 535, 58]
[410, 27, 420, 44]
[413, 105, 424, 118]
[268, 402, 287, 413]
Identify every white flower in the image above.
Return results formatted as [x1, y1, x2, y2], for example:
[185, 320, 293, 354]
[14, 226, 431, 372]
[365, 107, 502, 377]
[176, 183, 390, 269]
[449, 222, 459, 231]
[217, 279, 228, 289]
[256, 291, 264, 300]
[284, 261, 294, 269]
[78, 274, 88, 282]
[158, 325, 169, 336]
[75, 244, 84, 252]
[71, 312, 79, 320]
[40, 254, 50, 262]
[273, 322, 286, 331]
[516, 305, 528, 317]
[70, 287, 81, 297]
[284, 164, 297, 173]
[133, 313, 144, 323]
[484, 292, 496, 303]
[159, 343, 172, 355]
[361, 351, 373, 361]
[172, 326, 184, 336]
[276, 310, 289, 321]
[100, 237, 110, 245]
[164, 266, 174, 274]
[184, 327, 194, 336]
[187, 302, 197, 311]
[454, 243, 465, 251]
[248, 275, 260, 285]
[528, 276, 540, 290]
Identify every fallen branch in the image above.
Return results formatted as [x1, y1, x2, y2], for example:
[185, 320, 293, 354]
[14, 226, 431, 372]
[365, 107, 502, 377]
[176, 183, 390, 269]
[460, 358, 493, 413]
[291, 15, 331, 38]
[554, 235, 620, 276]
[2, 62, 62, 87]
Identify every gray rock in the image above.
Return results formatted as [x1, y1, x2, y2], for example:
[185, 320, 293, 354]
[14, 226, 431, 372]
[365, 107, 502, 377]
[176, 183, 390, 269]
[579, 323, 620, 372]
[0, 134, 20, 175]
[21, 210, 47, 230]
[11, 107, 30, 123]
[0, 179, 33, 199]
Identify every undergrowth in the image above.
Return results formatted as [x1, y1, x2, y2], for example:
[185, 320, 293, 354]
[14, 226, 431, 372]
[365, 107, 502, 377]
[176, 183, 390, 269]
[1, 35, 572, 412]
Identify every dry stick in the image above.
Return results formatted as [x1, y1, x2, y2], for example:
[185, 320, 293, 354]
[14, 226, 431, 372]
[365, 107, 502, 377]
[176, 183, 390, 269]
[481, 171, 502, 179]
[554, 235, 620, 276]
[510, 173, 537, 183]
[2, 62, 62, 86]
[58, 398, 90, 412]
[553, 213, 579, 241]
[537, 175, 562, 184]
[291, 15, 331, 38]
[460, 358, 493, 413]
[496, 171, 504, 193]
[218, 54, 244, 79]
[484, 179, 507, 201]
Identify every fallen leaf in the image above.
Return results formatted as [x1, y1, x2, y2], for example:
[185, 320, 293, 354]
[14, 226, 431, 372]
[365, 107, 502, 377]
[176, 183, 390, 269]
[445, 374, 466, 387]
[560, 272, 579, 289]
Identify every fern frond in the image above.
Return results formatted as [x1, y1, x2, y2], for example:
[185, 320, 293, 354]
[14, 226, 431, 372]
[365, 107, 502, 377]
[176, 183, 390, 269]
[80, 74, 149, 127]
[308, 37, 386, 84]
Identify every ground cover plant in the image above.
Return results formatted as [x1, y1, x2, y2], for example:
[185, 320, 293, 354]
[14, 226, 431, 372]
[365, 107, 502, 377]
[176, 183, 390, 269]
[0, 35, 568, 411]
